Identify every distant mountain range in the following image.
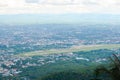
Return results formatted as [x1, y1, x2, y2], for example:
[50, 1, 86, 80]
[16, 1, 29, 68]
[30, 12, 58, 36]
[0, 14, 120, 25]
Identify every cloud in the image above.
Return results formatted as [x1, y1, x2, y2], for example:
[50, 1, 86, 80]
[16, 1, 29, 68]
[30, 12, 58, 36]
[82, 0, 99, 5]
[25, 0, 39, 3]
[0, 0, 120, 14]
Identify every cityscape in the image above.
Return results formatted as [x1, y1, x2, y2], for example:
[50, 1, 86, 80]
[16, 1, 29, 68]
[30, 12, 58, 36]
[0, 24, 120, 79]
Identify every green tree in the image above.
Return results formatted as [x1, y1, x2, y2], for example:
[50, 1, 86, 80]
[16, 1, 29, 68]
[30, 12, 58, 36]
[94, 54, 120, 80]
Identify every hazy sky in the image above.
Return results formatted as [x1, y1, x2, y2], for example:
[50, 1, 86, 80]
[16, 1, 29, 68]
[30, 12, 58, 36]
[0, 0, 120, 24]
[0, 0, 120, 14]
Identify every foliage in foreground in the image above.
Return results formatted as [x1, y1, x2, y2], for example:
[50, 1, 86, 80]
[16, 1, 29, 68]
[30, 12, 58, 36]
[94, 54, 120, 80]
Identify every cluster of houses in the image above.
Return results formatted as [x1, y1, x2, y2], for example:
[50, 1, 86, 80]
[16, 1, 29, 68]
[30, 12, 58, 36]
[0, 51, 111, 77]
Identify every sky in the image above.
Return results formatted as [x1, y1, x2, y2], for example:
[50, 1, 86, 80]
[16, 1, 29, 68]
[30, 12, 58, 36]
[0, 0, 120, 24]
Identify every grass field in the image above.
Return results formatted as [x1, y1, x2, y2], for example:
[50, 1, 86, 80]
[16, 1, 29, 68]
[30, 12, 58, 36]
[19, 44, 120, 57]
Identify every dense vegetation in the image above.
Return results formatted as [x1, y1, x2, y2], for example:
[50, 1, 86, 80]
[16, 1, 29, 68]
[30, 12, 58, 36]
[39, 71, 88, 80]
[37, 54, 120, 80]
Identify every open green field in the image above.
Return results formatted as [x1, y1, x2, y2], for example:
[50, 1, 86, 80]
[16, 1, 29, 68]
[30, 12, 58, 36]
[19, 44, 120, 57]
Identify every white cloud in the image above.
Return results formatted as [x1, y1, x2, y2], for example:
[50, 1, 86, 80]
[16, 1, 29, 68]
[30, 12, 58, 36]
[0, 0, 120, 14]
[25, 0, 39, 3]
